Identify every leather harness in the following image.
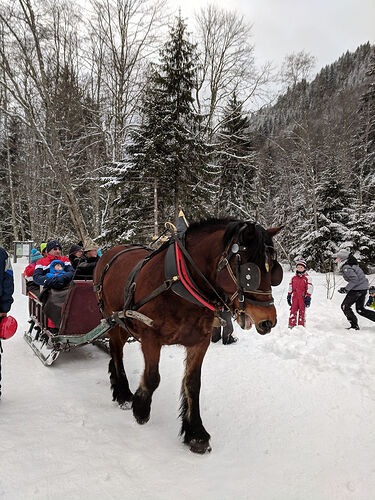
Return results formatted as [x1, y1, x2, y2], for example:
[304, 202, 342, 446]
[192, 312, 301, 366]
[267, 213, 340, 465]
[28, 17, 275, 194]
[94, 232, 279, 335]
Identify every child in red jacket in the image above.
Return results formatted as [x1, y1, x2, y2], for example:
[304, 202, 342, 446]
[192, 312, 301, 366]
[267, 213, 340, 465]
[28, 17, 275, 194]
[287, 259, 313, 328]
[23, 249, 42, 289]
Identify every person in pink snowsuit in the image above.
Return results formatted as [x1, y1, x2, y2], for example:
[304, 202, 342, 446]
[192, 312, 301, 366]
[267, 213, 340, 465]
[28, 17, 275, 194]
[287, 259, 313, 328]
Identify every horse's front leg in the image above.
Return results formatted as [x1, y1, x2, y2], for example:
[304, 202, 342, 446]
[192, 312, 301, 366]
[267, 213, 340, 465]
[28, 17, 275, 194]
[132, 337, 161, 424]
[180, 337, 211, 454]
[108, 325, 133, 409]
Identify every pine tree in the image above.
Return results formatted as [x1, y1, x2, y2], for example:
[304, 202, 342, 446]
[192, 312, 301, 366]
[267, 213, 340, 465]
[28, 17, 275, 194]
[103, 73, 171, 242]
[155, 15, 212, 219]
[215, 92, 256, 216]
[351, 55, 375, 209]
[346, 194, 375, 267]
[294, 167, 349, 271]
[104, 15, 213, 244]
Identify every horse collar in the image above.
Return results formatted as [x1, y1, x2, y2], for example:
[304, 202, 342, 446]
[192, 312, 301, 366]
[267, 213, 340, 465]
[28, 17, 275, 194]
[165, 238, 225, 312]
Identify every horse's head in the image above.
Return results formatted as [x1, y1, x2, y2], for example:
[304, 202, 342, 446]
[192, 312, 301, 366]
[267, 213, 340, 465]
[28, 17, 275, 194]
[216, 221, 283, 335]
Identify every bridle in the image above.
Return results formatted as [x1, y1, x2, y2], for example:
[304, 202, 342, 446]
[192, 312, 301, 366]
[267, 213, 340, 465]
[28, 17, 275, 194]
[216, 237, 278, 328]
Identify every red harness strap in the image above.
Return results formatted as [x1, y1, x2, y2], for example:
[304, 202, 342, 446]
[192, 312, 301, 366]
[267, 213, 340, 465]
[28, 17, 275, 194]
[175, 242, 216, 311]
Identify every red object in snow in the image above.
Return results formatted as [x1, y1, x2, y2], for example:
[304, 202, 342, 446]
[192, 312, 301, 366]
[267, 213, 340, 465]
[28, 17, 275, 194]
[0, 315, 18, 340]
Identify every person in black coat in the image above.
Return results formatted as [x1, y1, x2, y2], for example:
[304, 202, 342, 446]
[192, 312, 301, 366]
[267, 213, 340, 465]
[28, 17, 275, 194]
[0, 247, 14, 399]
[211, 310, 238, 344]
[68, 244, 83, 270]
[74, 239, 100, 280]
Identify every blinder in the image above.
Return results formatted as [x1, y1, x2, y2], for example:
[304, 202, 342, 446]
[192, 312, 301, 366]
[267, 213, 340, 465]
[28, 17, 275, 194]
[238, 262, 261, 291]
[271, 261, 283, 286]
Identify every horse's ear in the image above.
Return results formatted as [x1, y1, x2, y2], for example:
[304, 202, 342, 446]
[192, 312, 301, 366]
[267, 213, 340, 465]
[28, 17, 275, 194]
[267, 226, 283, 238]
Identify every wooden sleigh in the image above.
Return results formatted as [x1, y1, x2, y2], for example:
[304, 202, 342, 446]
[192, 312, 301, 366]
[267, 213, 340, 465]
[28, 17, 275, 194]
[23, 278, 111, 365]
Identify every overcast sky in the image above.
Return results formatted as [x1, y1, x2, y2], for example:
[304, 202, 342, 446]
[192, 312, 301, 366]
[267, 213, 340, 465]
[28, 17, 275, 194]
[175, 0, 375, 76]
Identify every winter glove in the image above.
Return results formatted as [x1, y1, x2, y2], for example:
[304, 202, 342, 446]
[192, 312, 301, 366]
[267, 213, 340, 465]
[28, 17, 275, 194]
[287, 294, 292, 306]
[304, 296, 311, 307]
[43, 277, 53, 288]
[338, 287, 347, 294]
[53, 275, 69, 289]
[61, 275, 72, 285]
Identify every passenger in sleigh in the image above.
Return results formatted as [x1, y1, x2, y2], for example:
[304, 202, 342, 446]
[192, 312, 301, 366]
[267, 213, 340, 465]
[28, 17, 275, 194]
[45, 260, 69, 280]
[23, 249, 43, 296]
[33, 240, 74, 289]
[68, 244, 83, 269]
[74, 238, 100, 280]
[33, 240, 75, 329]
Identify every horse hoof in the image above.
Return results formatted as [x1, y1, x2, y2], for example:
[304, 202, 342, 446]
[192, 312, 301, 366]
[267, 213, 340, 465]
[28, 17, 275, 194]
[135, 414, 150, 425]
[119, 401, 132, 410]
[188, 439, 212, 454]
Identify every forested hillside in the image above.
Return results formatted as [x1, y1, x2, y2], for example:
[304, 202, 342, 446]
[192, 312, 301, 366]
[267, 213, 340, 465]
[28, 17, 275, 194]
[251, 43, 375, 270]
[0, 0, 374, 271]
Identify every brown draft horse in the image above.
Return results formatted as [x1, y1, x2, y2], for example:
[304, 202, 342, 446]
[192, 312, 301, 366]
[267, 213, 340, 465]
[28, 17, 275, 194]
[94, 219, 282, 454]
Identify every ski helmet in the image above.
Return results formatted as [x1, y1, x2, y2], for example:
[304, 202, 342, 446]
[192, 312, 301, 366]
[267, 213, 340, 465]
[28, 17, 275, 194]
[296, 258, 307, 269]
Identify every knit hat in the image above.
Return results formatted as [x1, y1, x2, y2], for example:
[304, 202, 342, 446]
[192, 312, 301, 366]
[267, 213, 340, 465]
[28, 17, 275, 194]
[83, 238, 98, 252]
[30, 250, 42, 263]
[333, 249, 350, 260]
[369, 286, 375, 293]
[46, 240, 62, 253]
[40, 242, 47, 253]
[69, 244, 83, 255]
[296, 258, 307, 268]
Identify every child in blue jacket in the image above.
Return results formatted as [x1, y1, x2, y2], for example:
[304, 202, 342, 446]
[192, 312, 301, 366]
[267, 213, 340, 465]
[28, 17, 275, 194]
[45, 260, 69, 279]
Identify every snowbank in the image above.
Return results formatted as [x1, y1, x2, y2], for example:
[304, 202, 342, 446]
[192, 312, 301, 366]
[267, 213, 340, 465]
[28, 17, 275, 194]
[0, 263, 374, 499]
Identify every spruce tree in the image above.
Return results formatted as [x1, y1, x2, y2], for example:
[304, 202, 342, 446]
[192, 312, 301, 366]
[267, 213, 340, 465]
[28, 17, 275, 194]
[295, 166, 349, 271]
[104, 15, 213, 244]
[103, 73, 171, 242]
[352, 55, 375, 209]
[156, 15, 212, 220]
[215, 92, 255, 216]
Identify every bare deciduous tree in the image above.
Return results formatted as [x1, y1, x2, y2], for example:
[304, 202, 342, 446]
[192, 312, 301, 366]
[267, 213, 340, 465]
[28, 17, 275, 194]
[0, 0, 89, 240]
[88, 0, 168, 159]
[280, 50, 316, 88]
[194, 4, 270, 138]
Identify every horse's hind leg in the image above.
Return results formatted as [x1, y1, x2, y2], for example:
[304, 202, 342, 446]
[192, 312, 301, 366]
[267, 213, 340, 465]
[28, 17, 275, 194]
[108, 325, 133, 409]
[132, 337, 161, 424]
[180, 338, 211, 454]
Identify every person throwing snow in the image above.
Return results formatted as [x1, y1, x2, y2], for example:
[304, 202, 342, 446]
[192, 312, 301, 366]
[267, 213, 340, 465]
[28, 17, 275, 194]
[334, 249, 375, 331]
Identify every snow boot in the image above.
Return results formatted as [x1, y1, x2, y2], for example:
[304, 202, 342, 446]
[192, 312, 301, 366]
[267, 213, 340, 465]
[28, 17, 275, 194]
[346, 324, 360, 331]
[222, 334, 238, 345]
[211, 328, 222, 343]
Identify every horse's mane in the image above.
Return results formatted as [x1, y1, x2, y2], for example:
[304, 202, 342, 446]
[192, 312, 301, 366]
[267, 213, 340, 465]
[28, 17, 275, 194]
[186, 217, 238, 235]
[186, 218, 275, 270]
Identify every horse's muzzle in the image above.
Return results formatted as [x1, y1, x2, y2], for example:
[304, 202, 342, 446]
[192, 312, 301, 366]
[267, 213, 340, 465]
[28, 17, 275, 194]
[257, 319, 273, 335]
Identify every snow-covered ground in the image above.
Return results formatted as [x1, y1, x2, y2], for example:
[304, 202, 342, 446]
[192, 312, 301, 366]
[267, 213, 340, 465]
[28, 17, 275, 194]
[1, 261, 375, 500]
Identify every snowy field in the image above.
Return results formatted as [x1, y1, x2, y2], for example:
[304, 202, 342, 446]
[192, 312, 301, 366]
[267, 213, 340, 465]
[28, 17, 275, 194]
[1, 261, 375, 500]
